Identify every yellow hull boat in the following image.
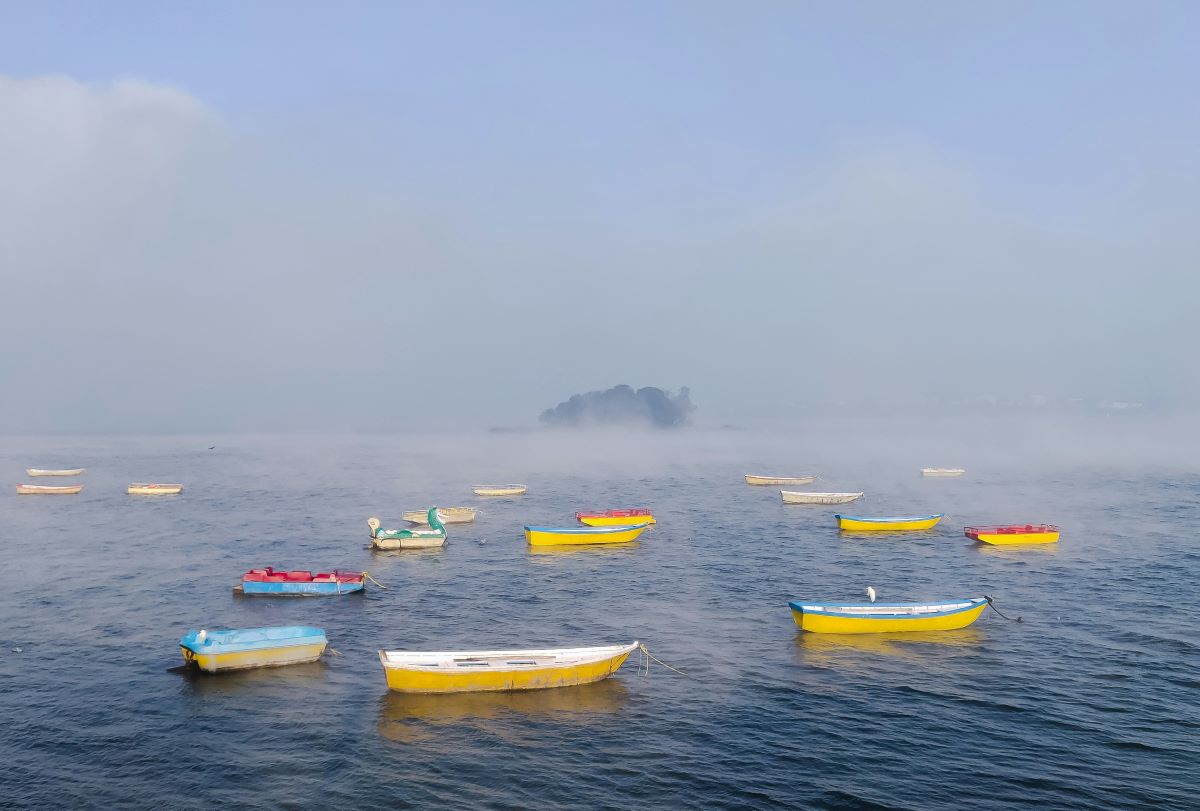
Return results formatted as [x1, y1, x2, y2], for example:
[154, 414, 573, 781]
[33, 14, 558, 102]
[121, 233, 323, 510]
[575, 510, 656, 527]
[128, 483, 184, 495]
[26, 468, 85, 477]
[179, 626, 328, 673]
[16, 484, 83, 495]
[473, 484, 527, 496]
[965, 524, 1060, 545]
[835, 513, 944, 531]
[789, 598, 988, 633]
[378, 642, 638, 693]
[745, 474, 816, 486]
[524, 524, 648, 546]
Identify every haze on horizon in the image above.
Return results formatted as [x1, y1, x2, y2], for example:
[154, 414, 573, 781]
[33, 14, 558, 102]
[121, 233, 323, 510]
[1, 2, 1196, 434]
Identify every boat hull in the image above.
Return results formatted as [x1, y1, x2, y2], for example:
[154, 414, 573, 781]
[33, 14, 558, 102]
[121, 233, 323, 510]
[378, 645, 636, 693]
[836, 514, 943, 531]
[789, 600, 987, 633]
[373, 536, 446, 550]
[128, 484, 183, 495]
[781, 491, 863, 505]
[578, 515, 655, 527]
[26, 468, 84, 477]
[968, 530, 1059, 545]
[403, 508, 475, 524]
[239, 580, 364, 596]
[524, 525, 647, 546]
[746, 475, 816, 486]
[473, 485, 527, 496]
[181, 642, 327, 672]
[16, 484, 83, 495]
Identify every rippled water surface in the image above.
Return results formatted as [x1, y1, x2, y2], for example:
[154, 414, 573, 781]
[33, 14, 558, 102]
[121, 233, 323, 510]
[1, 425, 1197, 809]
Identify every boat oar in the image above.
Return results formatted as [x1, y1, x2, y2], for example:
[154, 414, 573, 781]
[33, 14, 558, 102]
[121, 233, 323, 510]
[983, 595, 1022, 623]
[638, 643, 689, 677]
[362, 572, 388, 589]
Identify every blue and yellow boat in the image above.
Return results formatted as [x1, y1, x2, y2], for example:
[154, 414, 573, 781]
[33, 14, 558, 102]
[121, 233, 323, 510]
[835, 513, 944, 531]
[789, 598, 988, 633]
[179, 626, 328, 672]
[524, 524, 648, 546]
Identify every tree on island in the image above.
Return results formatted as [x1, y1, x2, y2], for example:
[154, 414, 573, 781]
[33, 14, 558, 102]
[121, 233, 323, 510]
[539, 385, 694, 428]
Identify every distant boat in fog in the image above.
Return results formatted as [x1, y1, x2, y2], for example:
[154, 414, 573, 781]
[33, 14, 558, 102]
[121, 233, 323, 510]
[16, 484, 83, 495]
[781, 491, 863, 505]
[745, 474, 816, 486]
[921, 468, 965, 477]
[26, 468, 84, 477]
[473, 484, 527, 496]
[128, 483, 183, 495]
[403, 507, 476, 524]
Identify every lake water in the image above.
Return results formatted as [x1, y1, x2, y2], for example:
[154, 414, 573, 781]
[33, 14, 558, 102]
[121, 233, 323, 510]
[1, 423, 1197, 809]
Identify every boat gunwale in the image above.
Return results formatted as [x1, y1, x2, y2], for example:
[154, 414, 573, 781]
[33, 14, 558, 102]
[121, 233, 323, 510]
[834, 513, 945, 523]
[788, 598, 986, 619]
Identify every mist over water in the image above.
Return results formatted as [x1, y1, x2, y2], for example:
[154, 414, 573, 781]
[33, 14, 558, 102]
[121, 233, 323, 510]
[1, 420, 1197, 808]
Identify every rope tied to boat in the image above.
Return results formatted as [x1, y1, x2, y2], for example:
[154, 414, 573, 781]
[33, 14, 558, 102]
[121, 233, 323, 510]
[362, 571, 388, 589]
[638, 643, 689, 677]
[983, 595, 1022, 623]
[327, 648, 343, 656]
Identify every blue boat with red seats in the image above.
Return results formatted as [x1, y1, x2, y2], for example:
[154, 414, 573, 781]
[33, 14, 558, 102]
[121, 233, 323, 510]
[235, 567, 365, 596]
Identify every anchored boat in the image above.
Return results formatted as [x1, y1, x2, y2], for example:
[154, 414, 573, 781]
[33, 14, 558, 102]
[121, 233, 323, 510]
[745, 474, 816, 486]
[26, 468, 85, 477]
[921, 468, 965, 477]
[235, 567, 365, 596]
[575, 509, 656, 526]
[966, 524, 1060, 545]
[473, 484, 527, 496]
[16, 484, 83, 495]
[403, 506, 476, 524]
[835, 513, 944, 531]
[128, 483, 183, 495]
[525, 524, 648, 546]
[370, 508, 448, 550]
[378, 642, 639, 693]
[789, 598, 988, 633]
[179, 626, 328, 672]
[781, 491, 863, 505]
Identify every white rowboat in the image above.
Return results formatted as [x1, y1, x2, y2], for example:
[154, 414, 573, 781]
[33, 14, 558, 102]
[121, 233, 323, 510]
[781, 491, 864, 505]
[128, 483, 184, 495]
[404, 507, 476, 524]
[473, 484, 527, 497]
[745, 474, 817, 486]
[26, 468, 85, 477]
[921, 468, 965, 477]
[17, 484, 83, 495]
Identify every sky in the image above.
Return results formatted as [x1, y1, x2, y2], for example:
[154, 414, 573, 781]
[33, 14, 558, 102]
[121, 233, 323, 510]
[0, 1, 1197, 432]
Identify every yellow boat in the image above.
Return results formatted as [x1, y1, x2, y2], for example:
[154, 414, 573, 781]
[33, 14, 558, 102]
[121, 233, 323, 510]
[378, 642, 639, 693]
[524, 524, 648, 546]
[965, 524, 1060, 545]
[745, 474, 816, 486]
[835, 513, 944, 531]
[179, 626, 327, 672]
[26, 468, 85, 477]
[16, 484, 83, 495]
[789, 598, 988, 633]
[575, 509, 656, 527]
[128, 483, 184, 495]
[473, 484, 527, 496]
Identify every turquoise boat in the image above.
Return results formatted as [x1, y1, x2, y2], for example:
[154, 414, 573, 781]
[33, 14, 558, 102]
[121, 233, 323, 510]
[179, 626, 328, 673]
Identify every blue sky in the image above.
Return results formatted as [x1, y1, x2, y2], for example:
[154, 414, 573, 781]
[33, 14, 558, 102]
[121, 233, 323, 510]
[1, 2, 1196, 430]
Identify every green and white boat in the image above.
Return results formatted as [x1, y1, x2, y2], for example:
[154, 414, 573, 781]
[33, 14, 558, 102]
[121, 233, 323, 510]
[369, 508, 448, 550]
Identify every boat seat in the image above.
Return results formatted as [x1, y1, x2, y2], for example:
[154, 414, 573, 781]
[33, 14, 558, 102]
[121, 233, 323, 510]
[285, 571, 314, 581]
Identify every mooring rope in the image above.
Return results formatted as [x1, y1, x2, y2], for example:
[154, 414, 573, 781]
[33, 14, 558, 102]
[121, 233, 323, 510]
[984, 595, 1022, 623]
[327, 648, 343, 656]
[638, 643, 689, 677]
[362, 571, 388, 589]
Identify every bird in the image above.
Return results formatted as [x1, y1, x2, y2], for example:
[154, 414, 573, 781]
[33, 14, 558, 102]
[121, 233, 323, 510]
[208, 446, 215, 450]
[867, 586, 876, 603]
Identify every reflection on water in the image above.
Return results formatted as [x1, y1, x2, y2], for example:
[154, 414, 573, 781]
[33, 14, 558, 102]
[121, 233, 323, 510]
[175, 660, 331, 696]
[377, 680, 630, 744]
[527, 542, 640, 558]
[974, 542, 1062, 558]
[794, 628, 986, 667]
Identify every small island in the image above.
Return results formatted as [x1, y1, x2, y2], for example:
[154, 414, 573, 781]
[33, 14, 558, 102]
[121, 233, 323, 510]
[540, 385, 694, 428]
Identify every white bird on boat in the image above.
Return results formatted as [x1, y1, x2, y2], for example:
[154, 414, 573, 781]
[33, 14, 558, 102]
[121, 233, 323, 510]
[867, 587, 876, 603]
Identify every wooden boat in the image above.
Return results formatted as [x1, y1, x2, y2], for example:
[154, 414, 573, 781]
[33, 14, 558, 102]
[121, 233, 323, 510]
[378, 641, 639, 693]
[575, 509, 656, 527]
[235, 567, 365, 596]
[127, 483, 183, 495]
[965, 524, 1060, 545]
[789, 598, 988, 633]
[26, 468, 84, 477]
[781, 491, 863, 505]
[921, 468, 965, 477]
[16, 484, 83, 495]
[745, 474, 816, 486]
[473, 484, 527, 496]
[179, 626, 327, 672]
[835, 513, 944, 531]
[403, 506, 476, 524]
[525, 524, 648, 546]
[370, 508, 447, 550]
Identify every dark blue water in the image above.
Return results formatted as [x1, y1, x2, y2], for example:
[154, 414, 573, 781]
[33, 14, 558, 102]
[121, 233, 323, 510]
[1, 426, 1197, 809]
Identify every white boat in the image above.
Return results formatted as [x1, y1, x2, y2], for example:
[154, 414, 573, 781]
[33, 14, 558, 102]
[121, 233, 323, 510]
[473, 484, 527, 496]
[781, 491, 863, 505]
[128, 483, 184, 495]
[16, 484, 83, 495]
[403, 507, 476, 524]
[921, 468, 965, 477]
[745, 474, 817, 486]
[26, 468, 85, 477]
